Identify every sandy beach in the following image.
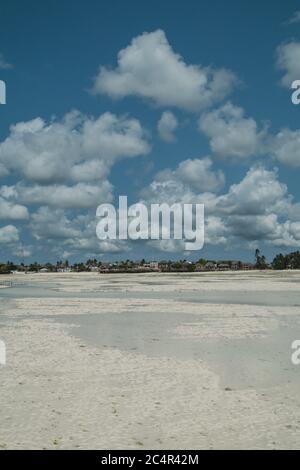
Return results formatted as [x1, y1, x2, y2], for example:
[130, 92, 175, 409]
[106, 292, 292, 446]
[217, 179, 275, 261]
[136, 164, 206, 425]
[0, 271, 300, 449]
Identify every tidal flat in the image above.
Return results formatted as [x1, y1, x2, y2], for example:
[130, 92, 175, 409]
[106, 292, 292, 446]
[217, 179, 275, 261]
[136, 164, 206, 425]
[0, 271, 300, 449]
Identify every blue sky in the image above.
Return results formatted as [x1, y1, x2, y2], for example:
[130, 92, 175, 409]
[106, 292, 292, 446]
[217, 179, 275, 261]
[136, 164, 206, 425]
[1, 0, 300, 263]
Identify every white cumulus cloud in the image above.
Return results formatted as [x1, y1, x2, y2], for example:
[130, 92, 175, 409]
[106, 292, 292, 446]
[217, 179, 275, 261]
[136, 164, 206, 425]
[0, 111, 150, 185]
[277, 41, 300, 87]
[143, 156, 225, 197]
[0, 225, 19, 244]
[271, 128, 300, 167]
[199, 102, 265, 159]
[0, 196, 29, 220]
[9, 181, 113, 210]
[92, 30, 236, 112]
[140, 163, 300, 249]
[157, 111, 178, 142]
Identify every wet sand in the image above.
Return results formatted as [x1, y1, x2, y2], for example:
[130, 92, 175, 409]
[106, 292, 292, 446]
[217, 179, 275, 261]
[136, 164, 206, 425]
[0, 271, 300, 449]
